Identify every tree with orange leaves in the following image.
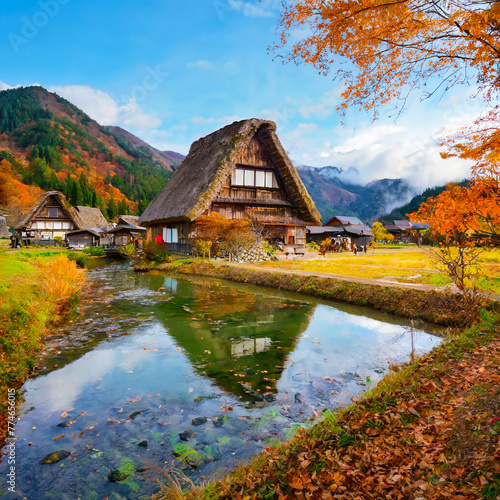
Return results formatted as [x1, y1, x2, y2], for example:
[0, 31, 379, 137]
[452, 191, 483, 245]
[194, 213, 257, 260]
[276, 0, 500, 310]
[275, 0, 500, 115]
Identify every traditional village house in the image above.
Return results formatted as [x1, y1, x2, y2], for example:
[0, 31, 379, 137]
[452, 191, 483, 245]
[139, 119, 322, 256]
[107, 215, 146, 247]
[308, 215, 373, 248]
[13, 191, 108, 247]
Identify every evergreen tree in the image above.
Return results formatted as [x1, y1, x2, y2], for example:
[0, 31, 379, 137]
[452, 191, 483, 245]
[117, 198, 128, 216]
[107, 197, 117, 220]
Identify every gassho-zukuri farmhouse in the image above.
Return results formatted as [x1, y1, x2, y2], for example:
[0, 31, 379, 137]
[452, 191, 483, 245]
[138, 118, 322, 254]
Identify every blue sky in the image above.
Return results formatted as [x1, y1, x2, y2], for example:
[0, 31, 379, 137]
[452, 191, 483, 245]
[0, 0, 483, 189]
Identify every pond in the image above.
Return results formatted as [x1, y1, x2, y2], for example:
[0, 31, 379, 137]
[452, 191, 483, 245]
[0, 262, 443, 499]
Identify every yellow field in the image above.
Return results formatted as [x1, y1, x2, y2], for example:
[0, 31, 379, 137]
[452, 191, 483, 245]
[262, 246, 500, 293]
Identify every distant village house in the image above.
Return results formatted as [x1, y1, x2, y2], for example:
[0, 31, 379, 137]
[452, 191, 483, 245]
[12, 191, 108, 248]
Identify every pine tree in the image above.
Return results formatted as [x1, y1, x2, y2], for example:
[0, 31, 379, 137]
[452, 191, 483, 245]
[107, 197, 117, 220]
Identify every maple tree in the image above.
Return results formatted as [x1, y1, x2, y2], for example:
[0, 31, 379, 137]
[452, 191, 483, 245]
[275, 0, 500, 115]
[276, 0, 500, 305]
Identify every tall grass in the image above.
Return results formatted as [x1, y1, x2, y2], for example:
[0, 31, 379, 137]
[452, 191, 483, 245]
[0, 250, 85, 422]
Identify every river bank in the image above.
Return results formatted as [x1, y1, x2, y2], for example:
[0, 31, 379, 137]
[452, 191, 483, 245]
[135, 260, 485, 327]
[0, 248, 85, 447]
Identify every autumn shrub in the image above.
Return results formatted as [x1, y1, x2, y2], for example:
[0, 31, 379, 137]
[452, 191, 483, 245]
[194, 239, 213, 258]
[319, 238, 333, 256]
[143, 241, 172, 262]
[306, 241, 320, 251]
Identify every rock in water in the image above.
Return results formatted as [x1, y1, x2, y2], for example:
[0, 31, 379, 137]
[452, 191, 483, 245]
[294, 392, 303, 403]
[192, 417, 208, 426]
[137, 439, 148, 447]
[40, 450, 71, 464]
[179, 430, 197, 441]
[213, 416, 225, 428]
[108, 470, 131, 483]
[128, 410, 143, 420]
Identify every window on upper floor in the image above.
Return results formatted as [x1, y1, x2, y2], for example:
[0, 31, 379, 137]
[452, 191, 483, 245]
[232, 167, 277, 189]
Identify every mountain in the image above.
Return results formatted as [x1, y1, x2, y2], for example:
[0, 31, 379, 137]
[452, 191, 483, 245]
[296, 166, 416, 223]
[105, 125, 182, 170]
[377, 180, 469, 222]
[162, 150, 185, 164]
[0, 85, 181, 219]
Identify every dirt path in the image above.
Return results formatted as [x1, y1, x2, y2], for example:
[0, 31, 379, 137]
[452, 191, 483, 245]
[228, 262, 453, 292]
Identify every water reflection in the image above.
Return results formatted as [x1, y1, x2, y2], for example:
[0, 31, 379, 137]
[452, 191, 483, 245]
[0, 264, 443, 500]
[153, 277, 316, 400]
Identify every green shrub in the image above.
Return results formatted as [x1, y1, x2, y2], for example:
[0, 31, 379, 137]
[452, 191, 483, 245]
[67, 252, 87, 268]
[143, 241, 172, 262]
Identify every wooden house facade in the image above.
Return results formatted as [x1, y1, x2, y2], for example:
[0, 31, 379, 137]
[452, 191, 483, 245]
[13, 191, 108, 247]
[139, 119, 322, 254]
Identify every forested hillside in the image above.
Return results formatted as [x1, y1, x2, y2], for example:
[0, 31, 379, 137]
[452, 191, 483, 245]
[0, 86, 177, 220]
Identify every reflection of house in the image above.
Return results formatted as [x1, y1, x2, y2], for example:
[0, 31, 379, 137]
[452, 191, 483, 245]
[13, 191, 108, 247]
[231, 337, 271, 358]
[139, 119, 321, 255]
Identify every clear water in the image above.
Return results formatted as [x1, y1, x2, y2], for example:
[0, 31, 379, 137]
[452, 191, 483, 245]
[0, 262, 443, 499]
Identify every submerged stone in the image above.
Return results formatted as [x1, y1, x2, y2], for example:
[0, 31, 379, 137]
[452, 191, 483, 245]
[128, 410, 144, 420]
[294, 393, 302, 403]
[192, 417, 208, 427]
[137, 439, 148, 447]
[57, 421, 71, 428]
[179, 430, 197, 441]
[108, 470, 131, 483]
[213, 416, 225, 428]
[40, 450, 71, 464]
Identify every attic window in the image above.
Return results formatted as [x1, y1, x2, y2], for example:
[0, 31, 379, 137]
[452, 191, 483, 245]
[232, 167, 277, 188]
[48, 208, 58, 218]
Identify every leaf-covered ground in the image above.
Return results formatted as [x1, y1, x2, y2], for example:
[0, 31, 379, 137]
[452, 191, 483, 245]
[184, 314, 500, 500]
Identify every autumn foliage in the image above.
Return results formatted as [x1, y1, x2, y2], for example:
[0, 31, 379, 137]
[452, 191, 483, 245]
[275, 0, 500, 114]
[194, 213, 257, 259]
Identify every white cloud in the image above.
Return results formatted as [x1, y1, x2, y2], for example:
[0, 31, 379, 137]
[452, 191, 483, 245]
[228, 0, 278, 17]
[0, 81, 17, 91]
[186, 60, 214, 70]
[49, 84, 161, 130]
[298, 90, 340, 119]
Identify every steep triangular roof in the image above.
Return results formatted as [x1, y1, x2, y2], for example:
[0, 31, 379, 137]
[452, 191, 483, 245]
[139, 119, 321, 225]
[15, 191, 79, 229]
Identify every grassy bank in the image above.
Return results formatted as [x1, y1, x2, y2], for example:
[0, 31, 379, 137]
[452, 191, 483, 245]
[166, 312, 499, 500]
[0, 248, 85, 443]
[139, 260, 487, 327]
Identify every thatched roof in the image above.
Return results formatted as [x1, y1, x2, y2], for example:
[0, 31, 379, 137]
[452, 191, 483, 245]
[15, 191, 78, 229]
[74, 206, 108, 229]
[139, 119, 322, 226]
[118, 215, 140, 226]
[15, 191, 108, 230]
